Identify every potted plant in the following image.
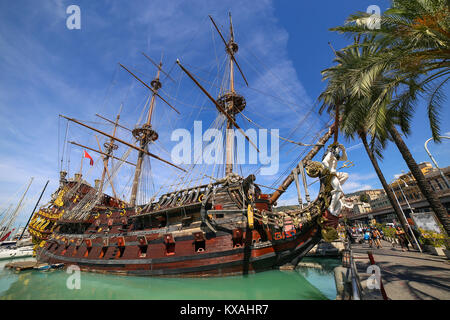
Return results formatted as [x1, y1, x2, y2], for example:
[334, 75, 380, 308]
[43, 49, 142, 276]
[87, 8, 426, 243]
[382, 226, 397, 244]
[419, 228, 449, 257]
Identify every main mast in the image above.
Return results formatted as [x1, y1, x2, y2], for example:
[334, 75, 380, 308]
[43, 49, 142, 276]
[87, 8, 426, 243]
[217, 13, 246, 176]
[129, 64, 161, 206]
[176, 13, 256, 177]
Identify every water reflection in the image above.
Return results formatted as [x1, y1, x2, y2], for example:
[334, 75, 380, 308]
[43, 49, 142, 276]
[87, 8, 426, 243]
[0, 258, 340, 300]
[296, 257, 341, 299]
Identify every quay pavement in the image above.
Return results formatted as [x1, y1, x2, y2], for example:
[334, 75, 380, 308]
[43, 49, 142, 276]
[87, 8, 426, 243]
[351, 239, 450, 300]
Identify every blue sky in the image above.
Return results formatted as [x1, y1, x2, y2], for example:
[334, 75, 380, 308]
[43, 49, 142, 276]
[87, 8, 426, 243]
[0, 0, 449, 228]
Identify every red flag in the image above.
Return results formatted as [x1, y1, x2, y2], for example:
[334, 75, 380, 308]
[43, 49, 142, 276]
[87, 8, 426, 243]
[0, 228, 14, 241]
[83, 150, 94, 166]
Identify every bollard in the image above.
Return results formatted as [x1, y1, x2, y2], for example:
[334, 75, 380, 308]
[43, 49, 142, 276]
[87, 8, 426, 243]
[367, 251, 388, 300]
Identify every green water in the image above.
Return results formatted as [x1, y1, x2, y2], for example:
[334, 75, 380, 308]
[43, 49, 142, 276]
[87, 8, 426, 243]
[0, 257, 340, 300]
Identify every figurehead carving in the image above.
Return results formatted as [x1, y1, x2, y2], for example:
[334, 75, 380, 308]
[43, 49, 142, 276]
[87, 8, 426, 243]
[321, 143, 352, 217]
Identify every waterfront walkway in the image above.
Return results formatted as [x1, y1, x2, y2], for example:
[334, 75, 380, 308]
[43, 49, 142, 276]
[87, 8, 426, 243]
[351, 240, 450, 300]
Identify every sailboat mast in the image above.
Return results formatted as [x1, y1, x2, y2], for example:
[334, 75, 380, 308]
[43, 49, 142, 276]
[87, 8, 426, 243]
[130, 65, 162, 207]
[0, 177, 33, 239]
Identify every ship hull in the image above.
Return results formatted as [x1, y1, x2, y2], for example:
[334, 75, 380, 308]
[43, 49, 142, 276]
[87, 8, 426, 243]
[38, 226, 321, 277]
[36, 167, 333, 278]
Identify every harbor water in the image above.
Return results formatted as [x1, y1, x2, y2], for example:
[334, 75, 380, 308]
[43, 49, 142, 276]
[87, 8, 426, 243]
[0, 257, 340, 300]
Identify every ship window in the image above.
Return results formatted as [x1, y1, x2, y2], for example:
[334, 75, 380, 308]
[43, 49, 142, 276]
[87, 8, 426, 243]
[61, 245, 69, 255]
[138, 245, 148, 258]
[164, 234, 175, 255]
[136, 235, 148, 257]
[195, 240, 205, 253]
[193, 232, 206, 253]
[232, 229, 244, 248]
[166, 243, 175, 255]
[116, 246, 125, 258]
[99, 247, 108, 258]
[84, 247, 92, 257]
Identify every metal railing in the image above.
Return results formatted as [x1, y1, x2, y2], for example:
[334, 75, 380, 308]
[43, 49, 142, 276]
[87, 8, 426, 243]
[343, 238, 363, 300]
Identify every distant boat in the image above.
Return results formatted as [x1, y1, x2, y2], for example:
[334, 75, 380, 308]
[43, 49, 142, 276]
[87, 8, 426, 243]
[0, 240, 17, 248]
[0, 246, 34, 261]
[33, 263, 51, 271]
[33, 262, 64, 271]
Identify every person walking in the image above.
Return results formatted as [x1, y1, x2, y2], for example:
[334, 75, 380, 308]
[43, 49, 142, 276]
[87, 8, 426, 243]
[346, 225, 356, 244]
[372, 227, 382, 249]
[395, 226, 409, 252]
[364, 228, 372, 247]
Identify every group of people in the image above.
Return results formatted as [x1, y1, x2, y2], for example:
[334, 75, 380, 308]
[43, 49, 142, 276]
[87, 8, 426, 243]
[361, 226, 384, 249]
[347, 224, 411, 251]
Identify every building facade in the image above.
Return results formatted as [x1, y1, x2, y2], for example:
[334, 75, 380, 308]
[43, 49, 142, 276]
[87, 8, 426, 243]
[348, 164, 450, 226]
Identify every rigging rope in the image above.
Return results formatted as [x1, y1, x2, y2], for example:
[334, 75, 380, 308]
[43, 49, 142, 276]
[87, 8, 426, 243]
[237, 110, 324, 147]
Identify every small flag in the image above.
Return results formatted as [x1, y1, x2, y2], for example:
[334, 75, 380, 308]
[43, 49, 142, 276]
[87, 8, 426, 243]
[83, 150, 94, 166]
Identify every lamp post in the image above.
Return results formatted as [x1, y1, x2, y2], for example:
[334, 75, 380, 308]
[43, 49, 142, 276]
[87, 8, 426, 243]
[424, 136, 450, 189]
[393, 179, 422, 253]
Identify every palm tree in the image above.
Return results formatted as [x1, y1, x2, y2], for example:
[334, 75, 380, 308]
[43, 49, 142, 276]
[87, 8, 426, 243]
[331, 0, 449, 141]
[327, 0, 450, 235]
[318, 39, 415, 244]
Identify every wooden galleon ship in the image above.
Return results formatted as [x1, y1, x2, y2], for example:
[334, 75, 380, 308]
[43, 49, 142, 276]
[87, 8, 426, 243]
[32, 14, 343, 277]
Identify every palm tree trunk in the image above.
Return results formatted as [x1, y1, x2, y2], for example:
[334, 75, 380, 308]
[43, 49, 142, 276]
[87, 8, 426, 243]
[359, 132, 414, 244]
[389, 125, 450, 236]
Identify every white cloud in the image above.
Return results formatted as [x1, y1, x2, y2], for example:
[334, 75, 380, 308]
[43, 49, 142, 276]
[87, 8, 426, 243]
[342, 172, 376, 193]
[276, 197, 299, 207]
[343, 182, 373, 193]
[346, 143, 363, 152]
